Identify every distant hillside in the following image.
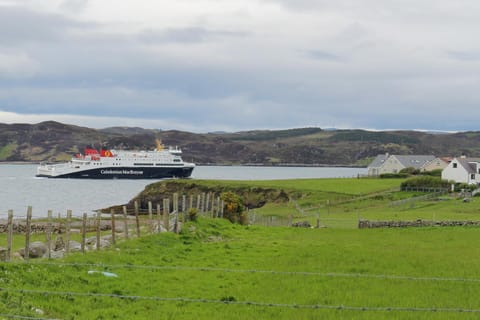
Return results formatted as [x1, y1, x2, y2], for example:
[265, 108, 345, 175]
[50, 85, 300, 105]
[1, 121, 479, 165]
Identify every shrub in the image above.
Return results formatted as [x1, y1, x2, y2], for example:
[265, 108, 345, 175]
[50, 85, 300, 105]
[399, 167, 420, 175]
[380, 173, 409, 179]
[400, 176, 450, 190]
[454, 183, 477, 192]
[420, 169, 442, 177]
[220, 191, 246, 225]
[187, 208, 198, 221]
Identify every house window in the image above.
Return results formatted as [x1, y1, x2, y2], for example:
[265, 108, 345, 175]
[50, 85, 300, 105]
[471, 174, 476, 180]
[453, 163, 457, 168]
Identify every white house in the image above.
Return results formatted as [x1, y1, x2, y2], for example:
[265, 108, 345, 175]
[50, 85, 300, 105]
[441, 157, 480, 184]
[367, 154, 436, 176]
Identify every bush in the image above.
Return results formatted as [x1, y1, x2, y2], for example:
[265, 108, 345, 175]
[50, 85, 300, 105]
[420, 169, 442, 177]
[380, 173, 409, 179]
[221, 192, 246, 225]
[454, 183, 477, 192]
[400, 176, 451, 190]
[187, 208, 198, 221]
[399, 167, 420, 175]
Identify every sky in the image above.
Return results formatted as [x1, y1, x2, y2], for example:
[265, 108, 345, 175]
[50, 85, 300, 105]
[1, 0, 480, 132]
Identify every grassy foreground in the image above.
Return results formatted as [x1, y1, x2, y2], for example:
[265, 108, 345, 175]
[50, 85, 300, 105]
[1, 218, 480, 319]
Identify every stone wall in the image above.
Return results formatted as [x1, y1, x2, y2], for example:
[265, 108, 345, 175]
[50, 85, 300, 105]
[358, 220, 480, 229]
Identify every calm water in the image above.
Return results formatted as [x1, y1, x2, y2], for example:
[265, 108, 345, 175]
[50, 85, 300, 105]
[0, 164, 366, 218]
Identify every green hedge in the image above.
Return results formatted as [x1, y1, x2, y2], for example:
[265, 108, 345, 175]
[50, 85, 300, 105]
[400, 176, 451, 190]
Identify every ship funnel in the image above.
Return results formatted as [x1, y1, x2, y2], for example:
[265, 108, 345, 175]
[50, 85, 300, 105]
[155, 139, 164, 151]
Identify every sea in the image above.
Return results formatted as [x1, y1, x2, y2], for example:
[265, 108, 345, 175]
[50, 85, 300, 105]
[0, 164, 367, 218]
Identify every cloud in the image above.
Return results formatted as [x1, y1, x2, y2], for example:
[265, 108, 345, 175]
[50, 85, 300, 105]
[307, 50, 343, 62]
[138, 27, 249, 44]
[0, 5, 92, 45]
[447, 50, 480, 62]
[1, 1, 480, 132]
[59, 0, 89, 13]
[0, 52, 38, 78]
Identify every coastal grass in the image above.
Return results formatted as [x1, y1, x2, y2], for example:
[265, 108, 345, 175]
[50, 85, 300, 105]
[1, 219, 480, 319]
[192, 177, 401, 195]
[2, 177, 480, 318]
[230, 178, 480, 227]
[151, 177, 480, 228]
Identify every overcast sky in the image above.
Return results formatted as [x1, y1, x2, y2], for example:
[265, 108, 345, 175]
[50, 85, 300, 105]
[1, 0, 479, 132]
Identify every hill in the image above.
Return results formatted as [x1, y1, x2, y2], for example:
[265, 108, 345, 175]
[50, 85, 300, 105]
[1, 121, 480, 165]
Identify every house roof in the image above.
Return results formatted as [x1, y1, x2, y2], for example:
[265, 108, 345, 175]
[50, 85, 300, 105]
[392, 155, 436, 169]
[456, 158, 480, 174]
[368, 154, 389, 168]
[368, 154, 437, 169]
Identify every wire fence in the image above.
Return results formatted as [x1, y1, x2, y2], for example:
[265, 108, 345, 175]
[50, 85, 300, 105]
[3, 258, 480, 316]
[29, 261, 480, 283]
[4, 190, 480, 318]
[2, 286, 480, 314]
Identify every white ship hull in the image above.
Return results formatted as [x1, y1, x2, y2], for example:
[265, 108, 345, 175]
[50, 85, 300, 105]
[37, 147, 195, 179]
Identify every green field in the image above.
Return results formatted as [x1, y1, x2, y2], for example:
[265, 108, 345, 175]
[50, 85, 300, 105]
[1, 219, 480, 319]
[2, 177, 480, 319]
[182, 177, 480, 228]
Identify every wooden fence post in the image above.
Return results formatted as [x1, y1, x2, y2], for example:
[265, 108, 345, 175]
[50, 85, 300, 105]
[220, 200, 225, 218]
[180, 195, 186, 223]
[173, 193, 179, 220]
[110, 208, 116, 245]
[202, 192, 206, 213]
[46, 210, 52, 259]
[81, 213, 87, 253]
[189, 194, 193, 211]
[24, 206, 32, 262]
[148, 201, 153, 234]
[174, 210, 179, 234]
[6, 210, 13, 262]
[134, 201, 140, 237]
[182, 195, 186, 213]
[196, 194, 201, 211]
[123, 206, 129, 239]
[96, 211, 101, 251]
[206, 193, 210, 214]
[157, 203, 161, 233]
[214, 197, 219, 218]
[163, 199, 170, 231]
[65, 210, 72, 255]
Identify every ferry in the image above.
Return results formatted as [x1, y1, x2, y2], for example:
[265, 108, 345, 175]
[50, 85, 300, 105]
[36, 141, 195, 179]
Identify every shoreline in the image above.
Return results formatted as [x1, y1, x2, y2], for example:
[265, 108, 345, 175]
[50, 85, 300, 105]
[1, 161, 367, 168]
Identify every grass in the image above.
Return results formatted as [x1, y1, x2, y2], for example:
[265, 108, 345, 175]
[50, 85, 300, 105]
[2, 177, 480, 319]
[1, 219, 480, 319]
[192, 177, 400, 195]
[213, 178, 480, 228]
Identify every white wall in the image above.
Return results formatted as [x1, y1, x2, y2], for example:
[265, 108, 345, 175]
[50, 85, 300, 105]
[442, 159, 471, 184]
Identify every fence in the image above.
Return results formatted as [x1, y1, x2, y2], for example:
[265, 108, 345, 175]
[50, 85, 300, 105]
[2, 192, 227, 262]
[390, 190, 448, 207]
